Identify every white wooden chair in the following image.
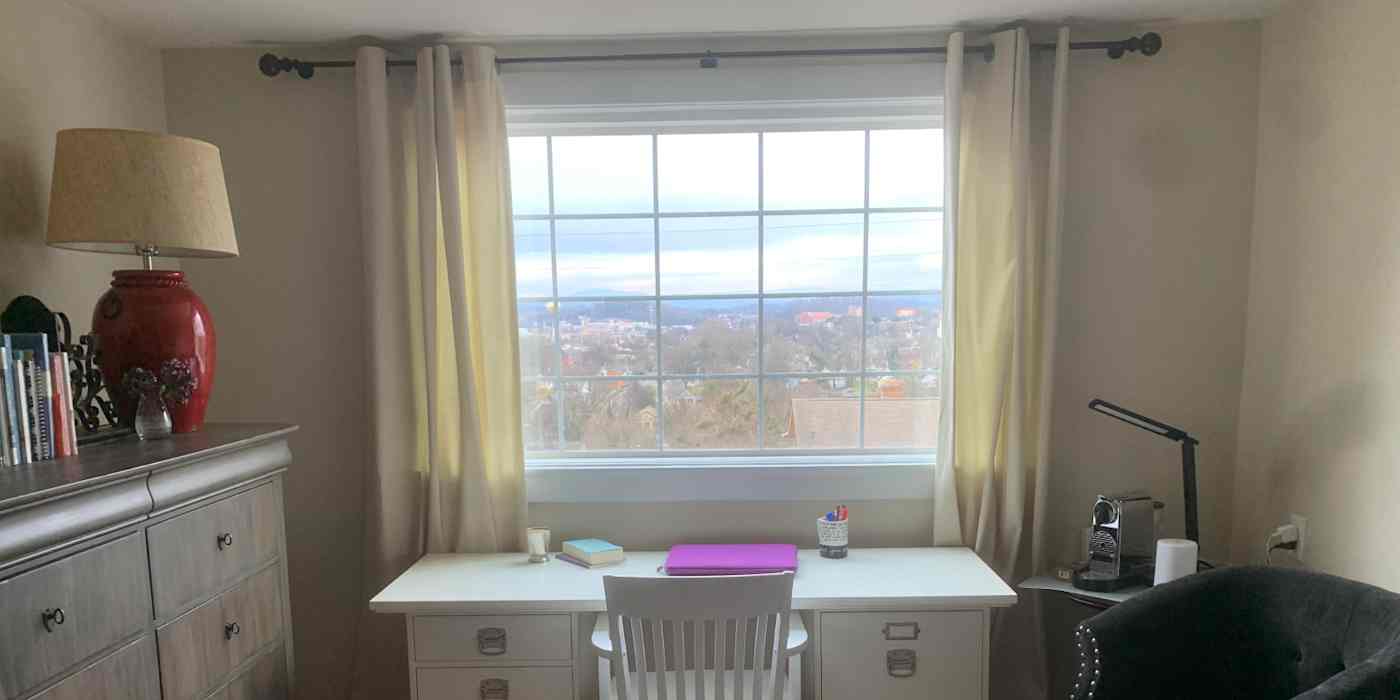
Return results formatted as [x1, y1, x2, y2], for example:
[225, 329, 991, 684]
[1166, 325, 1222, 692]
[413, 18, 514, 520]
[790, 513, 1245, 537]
[593, 573, 806, 700]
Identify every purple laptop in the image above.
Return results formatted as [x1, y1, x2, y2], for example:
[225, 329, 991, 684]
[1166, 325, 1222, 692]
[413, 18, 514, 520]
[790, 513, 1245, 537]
[663, 544, 799, 576]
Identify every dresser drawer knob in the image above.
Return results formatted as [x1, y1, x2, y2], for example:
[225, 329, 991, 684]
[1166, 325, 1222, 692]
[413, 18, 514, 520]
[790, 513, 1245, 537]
[41, 607, 66, 633]
[480, 678, 509, 699]
[217, 532, 234, 550]
[883, 621, 920, 640]
[887, 648, 917, 677]
[225, 621, 241, 640]
[477, 627, 508, 656]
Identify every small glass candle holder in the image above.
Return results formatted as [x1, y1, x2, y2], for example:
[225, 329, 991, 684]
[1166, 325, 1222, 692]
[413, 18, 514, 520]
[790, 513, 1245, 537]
[527, 527, 551, 563]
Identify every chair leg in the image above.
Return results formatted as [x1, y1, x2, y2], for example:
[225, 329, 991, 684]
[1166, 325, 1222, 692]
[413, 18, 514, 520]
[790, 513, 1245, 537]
[786, 653, 802, 700]
[598, 655, 612, 700]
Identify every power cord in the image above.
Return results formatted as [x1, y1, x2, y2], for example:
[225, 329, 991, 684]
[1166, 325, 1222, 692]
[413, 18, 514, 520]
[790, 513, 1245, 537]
[1264, 523, 1300, 565]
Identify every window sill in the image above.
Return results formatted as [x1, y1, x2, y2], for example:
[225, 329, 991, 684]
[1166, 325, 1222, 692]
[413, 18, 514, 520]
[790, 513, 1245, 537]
[525, 454, 935, 503]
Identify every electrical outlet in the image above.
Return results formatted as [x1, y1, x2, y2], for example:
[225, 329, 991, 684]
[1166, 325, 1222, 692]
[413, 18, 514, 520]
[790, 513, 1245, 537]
[1290, 513, 1308, 563]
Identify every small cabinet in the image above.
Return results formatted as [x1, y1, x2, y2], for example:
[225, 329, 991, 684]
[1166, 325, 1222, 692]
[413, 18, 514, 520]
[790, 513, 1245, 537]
[0, 534, 152, 700]
[820, 610, 985, 700]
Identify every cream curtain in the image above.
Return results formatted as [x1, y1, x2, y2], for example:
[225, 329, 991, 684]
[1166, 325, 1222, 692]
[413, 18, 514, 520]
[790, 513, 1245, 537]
[935, 26, 1070, 700]
[348, 44, 527, 699]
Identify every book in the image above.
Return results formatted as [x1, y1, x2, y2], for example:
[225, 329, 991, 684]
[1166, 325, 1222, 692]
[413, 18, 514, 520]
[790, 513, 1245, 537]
[562, 538, 625, 566]
[555, 552, 623, 569]
[7, 334, 53, 460]
[49, 353, 67, 458]
[0, 348, 11, 466]
[56, 352, 77, 456]
[0, 345, 23, 464]
[12, 356, 31, 464]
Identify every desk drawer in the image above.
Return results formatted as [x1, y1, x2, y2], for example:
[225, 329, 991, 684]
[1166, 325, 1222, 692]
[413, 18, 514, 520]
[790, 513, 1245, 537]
[148, 483, 281, 618]
[820, 610, 984, 700]
[0, 533, 151, 700]
[417, 667, 572, 700]
[32, 636, 159, 700]
[414, 615, 572, 663]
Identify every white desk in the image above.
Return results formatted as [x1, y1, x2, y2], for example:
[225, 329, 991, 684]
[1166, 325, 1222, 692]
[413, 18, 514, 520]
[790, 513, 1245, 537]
[373, 547, 1016, 700]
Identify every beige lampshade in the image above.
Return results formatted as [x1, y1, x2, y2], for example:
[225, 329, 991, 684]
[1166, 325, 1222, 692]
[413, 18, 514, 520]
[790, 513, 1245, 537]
[46, 128, 238, 258]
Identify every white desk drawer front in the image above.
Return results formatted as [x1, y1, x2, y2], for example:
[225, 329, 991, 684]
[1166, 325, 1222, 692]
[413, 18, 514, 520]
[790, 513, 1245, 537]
[148, 482, 281, 618]
[414, 614, 573, 663]
[0, 533, 151, 700]
[417, 667, 572, 700]
[820, 610, 984, 700]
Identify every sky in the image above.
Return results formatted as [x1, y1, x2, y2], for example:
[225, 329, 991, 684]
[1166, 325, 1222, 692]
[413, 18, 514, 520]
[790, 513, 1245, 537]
[509, 129, 945, 299]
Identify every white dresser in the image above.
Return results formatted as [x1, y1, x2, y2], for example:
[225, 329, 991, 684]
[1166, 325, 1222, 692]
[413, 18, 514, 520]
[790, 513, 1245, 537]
[372, 548, 1017, 700]
[0, 424, 296, 700]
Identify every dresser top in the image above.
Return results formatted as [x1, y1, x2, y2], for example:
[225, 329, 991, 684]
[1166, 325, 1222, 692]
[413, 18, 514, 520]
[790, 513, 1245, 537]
[0, 422, 297, 512]
[371, 547, 1017, 614]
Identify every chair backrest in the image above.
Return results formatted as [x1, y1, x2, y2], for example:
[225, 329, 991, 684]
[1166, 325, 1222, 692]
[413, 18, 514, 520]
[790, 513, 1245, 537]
[603, 573, 794, 700]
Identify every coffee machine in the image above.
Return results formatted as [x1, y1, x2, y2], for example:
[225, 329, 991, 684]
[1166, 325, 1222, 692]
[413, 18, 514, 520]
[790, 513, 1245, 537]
[1073, 493, 1161, 592]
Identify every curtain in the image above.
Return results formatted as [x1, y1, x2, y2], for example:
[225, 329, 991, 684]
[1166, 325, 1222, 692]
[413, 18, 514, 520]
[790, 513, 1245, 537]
[934, 26, 1070, 700]
[348, 44, 527, 699]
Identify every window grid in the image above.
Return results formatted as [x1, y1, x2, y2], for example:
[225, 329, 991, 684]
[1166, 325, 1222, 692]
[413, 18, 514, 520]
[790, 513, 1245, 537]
[520, 130, 942, 457]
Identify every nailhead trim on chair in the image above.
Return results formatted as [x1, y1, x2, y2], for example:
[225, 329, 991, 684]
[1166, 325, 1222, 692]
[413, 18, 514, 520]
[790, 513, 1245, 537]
[1072, 623, 1102, 699]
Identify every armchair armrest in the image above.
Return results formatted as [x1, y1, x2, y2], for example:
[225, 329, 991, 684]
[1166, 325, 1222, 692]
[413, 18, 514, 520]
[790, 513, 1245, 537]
[1293, 643, 1400, 700]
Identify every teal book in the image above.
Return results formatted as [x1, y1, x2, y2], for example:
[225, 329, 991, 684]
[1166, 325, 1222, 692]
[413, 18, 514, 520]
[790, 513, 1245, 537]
[562, 538, 625, 566]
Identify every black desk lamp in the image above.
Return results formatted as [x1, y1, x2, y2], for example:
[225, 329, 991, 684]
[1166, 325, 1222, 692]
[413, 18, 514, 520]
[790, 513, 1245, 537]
[1088, 399, 1199, 543]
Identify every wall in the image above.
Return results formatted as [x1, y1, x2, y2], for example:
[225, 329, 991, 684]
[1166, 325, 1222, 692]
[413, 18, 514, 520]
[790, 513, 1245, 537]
[1045, 21, 1260, 568]
[0, 0, 167, 322]
[159, 22, 1264, 698]
[159, 48, 368, 700]
[1230, 0, 1400, 588]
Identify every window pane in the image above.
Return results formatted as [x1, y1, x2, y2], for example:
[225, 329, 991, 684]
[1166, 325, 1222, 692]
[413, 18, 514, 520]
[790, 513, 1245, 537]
[763, 297, 862, 373]
[865, 294, 940, 372]
[508, 136, 550, 215]
[763, 214, 863, 293]
[521, 380, 558, 451]
[762, 131, 865, 210]
[868, 212, 942, 292]
[660, 216, 758, 294]
[558, 301, 656, 377]
[517, 302, 557, 377]
[660, 299, 758, 374]
[863, 373, 940, 448]
[658, 133, 758, 212]
[868, 129, 943, 208]
[764, 377, 858, 449]
[662, 379, 757, 449]
[556, 218, 654, 297]
[562, 379, 658, 451]
[513, 219, 553, 298]
[551, 135, 653, 214]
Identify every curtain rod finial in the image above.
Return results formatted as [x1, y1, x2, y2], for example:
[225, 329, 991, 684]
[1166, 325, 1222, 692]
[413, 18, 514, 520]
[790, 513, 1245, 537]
[1107, 32, 1163, 60]
[259, 53, 315, 79]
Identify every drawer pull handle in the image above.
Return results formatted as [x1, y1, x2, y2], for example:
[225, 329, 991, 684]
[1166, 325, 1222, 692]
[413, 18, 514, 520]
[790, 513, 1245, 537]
[477, 627, 508, 656]
[217, 532, 234, 550]
[225, 622, 241, 640]
[41, 607, 66, 632]
[883, 621, 920, 640]
[887, 648, 917, 678]
[480, 678, 509, 699]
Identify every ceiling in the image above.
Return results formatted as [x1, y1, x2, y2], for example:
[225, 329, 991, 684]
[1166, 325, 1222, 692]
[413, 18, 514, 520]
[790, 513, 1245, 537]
[76, 0, 1281, 49]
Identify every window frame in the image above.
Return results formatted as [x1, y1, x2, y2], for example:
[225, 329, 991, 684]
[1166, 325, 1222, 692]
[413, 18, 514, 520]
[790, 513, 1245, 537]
[512, 125, 945, 485]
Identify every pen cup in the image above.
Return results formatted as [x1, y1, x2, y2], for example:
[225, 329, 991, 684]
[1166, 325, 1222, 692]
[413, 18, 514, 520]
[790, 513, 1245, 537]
[526, 527, 550, 563]
[817, 517, 849, 559]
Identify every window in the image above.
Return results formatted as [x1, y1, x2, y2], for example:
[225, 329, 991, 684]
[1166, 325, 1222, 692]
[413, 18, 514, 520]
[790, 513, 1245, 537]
[510, 128, 943, 460]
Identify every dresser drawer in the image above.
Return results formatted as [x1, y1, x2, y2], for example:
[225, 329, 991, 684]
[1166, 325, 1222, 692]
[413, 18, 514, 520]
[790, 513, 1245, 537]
[416, 667, 572, 700]
[820, 610, 984, 700]
[223, 645, 288, 700]
[0, 533, 151, 700]
[157, 565, 285, 700]
[414, 614, 572, 663]
[148, 482, 281, 618]
[32, 636, 159, 700]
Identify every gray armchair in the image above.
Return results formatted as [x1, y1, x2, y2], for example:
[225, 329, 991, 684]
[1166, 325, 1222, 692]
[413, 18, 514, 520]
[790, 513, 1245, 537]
[1072, 566, 1400, 699]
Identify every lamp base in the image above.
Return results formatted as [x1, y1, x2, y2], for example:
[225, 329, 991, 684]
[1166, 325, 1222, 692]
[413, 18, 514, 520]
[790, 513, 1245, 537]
[90, 270, 215, 433]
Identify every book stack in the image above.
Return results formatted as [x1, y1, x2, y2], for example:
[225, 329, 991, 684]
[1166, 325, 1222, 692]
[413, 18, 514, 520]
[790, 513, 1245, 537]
[558, 538, 625, 568]
[0, 333, 79, 466]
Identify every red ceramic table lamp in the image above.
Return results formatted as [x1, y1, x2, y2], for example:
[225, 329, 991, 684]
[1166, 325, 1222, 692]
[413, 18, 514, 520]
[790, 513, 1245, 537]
[45, 129, 239, 433]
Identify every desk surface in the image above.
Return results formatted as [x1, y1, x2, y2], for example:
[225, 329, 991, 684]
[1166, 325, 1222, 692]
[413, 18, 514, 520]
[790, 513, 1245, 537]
[371, 547, 1017, 614]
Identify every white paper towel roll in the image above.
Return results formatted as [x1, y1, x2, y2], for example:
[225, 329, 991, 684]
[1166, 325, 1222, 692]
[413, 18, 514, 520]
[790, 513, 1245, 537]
[1153, 538, 1198, 585]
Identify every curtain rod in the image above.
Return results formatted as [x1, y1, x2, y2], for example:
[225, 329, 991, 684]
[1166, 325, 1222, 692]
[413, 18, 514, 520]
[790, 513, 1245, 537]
[258, 32, 1161, 79]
